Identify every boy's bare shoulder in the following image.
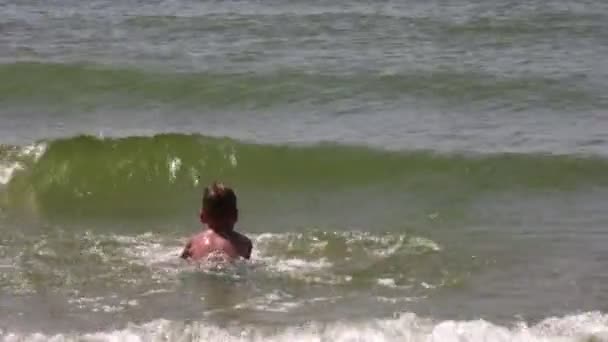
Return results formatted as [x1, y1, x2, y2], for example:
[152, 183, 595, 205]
[232, 230, 250, 241]
[231, 231, 253, 259]
[234, 231, 252, 247]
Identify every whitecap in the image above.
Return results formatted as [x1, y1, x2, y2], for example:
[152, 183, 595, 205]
[3, 312, 608, 342]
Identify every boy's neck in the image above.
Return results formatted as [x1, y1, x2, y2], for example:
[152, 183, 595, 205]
[205, 223, 235, 234]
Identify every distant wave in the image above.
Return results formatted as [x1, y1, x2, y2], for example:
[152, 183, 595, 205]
[0, 62, 603, 111]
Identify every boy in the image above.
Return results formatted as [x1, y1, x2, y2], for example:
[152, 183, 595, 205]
[180, 182, 252, 261]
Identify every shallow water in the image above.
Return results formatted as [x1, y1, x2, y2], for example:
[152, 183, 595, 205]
[2, 0, 608, 340]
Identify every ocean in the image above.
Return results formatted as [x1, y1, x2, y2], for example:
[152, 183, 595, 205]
[1, 0, 608, 340]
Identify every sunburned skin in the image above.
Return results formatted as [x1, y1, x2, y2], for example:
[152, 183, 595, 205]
[181, 229, 252, 261]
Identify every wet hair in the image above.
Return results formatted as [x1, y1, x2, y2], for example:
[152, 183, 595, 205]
[202, 182, 237, 219]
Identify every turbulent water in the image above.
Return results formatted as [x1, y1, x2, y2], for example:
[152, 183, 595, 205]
[2, 0, 608, 341]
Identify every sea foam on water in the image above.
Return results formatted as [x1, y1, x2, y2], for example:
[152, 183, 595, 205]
[2, 312, 608, 342]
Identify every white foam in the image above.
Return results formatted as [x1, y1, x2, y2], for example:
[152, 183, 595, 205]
[114, 233, 183, 267]
[18, 143, 47, 161]
[2, 312, 608, 342]
[167, 157, 182, 182]
[0, 162, 23, 185]
[377, 278, 397, 287]
[232, 293, 341, 313]
[233, 290, 299, 312]
[228, 149, 238, 167]
[139, 289, 172, 297]
[0, 142, 47, 185]
[115, 231, 440, 287]
[263, 257, 332, 273]
[111, 231, 344, 286]
[99, 231, 438, 288]
[253, 231, 441, 259]
[407, 237, 442, 252]
[67, 296, 139, 313]
[421, 282, 436, 289]
[376, 296, 420, 304]
[254, 253, 352, 285]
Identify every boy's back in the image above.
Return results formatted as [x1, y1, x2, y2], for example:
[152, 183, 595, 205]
[182, 229, 252, 261]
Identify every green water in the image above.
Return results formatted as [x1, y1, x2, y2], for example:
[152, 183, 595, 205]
[2, 0, 608, 340]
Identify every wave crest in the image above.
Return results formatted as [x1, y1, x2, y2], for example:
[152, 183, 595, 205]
[2, 312, 608, 342]
[2, 134, 608, 219]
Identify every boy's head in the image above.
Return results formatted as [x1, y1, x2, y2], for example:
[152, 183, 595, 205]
[200, 182, 238, 230]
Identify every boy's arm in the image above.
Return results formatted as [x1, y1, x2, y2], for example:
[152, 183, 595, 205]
[244, 238, 252, 259]
[180, 240, 192, 259]
[241, 235, 253, 260]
